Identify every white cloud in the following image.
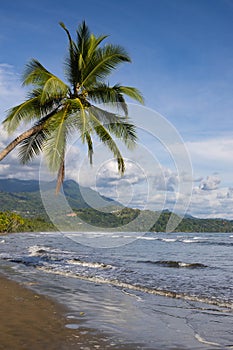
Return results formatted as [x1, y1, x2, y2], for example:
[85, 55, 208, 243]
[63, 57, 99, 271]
[0, 164, 10, 175]
[186, 138, 233, 164]
[227, 187, 233, 199]
[199, 174, 221, 191]
[152, 168, 178, 192]
[188, 185, 233, 219]
[185, 137, 233, 189]
[0, 124, 11, 147]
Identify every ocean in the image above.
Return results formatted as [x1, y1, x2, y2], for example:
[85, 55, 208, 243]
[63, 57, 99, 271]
[0, 231, 233, 349]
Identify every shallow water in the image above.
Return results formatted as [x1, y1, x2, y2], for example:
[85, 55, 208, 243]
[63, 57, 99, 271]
[0, 231, 233, 349]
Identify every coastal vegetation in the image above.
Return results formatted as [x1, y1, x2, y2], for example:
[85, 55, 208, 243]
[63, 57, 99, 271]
[74, 208, 233, 233]
[1, 208, 233, 234]
[0, 212, 55, 234]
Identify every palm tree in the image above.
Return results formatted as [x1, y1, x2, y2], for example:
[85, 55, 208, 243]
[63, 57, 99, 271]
[0, 21, 143, 193]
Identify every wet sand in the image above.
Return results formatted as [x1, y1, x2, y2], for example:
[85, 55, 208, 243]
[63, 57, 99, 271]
[0, 275, 115, 350]
[0, 275, 142, 350]
[0, 275, 77, 350]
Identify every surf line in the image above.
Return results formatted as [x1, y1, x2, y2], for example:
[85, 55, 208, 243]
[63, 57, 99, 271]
[195, 334, 220, 347]
[37, 266, 233, 310]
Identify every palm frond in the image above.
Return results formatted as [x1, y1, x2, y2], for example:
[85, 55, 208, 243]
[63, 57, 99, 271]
[118, 86, 144, 104]
[66, 98, 91, 142]
[59, 22, 73, 46]
[18, 129, 48, 164]
[81, 45, 131, 87]
[17, 106, 64, 164]
[106, 121, 137, 149]
[3, 97, 41, 133]
[87, 33, 108, 59]
[89, 105, 121, 124]
[40, 76, 69, 105]
[22, 59, 54, 87]
[60, 22, 80, 90]
[116, 86, 144, 104]
[89, 112, 125, 174]
[68, 97, 85, 111]
[87, 83, 128, 115]
[43, 105, 71, 172]
[27, 87, 61, 116]
[76, 21, 91, 65]
[23, 59, 69, 105]
[91, 106, 137, 148]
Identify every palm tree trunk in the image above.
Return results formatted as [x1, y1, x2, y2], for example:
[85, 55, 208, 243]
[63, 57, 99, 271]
[55, 157, 65, 194]
[0, 124, 44, 161]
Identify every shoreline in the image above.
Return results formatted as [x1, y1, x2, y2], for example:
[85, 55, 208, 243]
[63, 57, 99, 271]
[0, 274, 117, 350]
[1, 231, 232, 350]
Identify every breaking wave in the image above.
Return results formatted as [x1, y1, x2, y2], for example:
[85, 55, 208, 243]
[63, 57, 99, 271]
[37, 265, 233, 310]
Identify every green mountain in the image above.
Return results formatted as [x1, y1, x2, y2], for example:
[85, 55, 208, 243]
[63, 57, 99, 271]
[1, 179, 233, 233]
[0, 178, 120, 217]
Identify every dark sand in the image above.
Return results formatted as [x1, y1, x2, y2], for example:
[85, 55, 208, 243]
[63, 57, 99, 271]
[0, 275, 118, 350]
[0, 275, 77, 350]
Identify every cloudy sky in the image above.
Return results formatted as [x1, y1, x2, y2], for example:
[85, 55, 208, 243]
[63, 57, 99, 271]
[1, 0, 233, 219]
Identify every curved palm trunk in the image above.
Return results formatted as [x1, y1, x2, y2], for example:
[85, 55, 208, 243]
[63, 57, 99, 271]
[0, 123, 45, 161]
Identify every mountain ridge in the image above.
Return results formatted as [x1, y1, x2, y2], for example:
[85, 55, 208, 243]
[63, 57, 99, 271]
[0, 178, 121, 216]
[1, 178, 233, 233]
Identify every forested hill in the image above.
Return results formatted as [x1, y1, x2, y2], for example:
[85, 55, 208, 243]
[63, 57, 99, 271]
[0, 179, 233, 233]
[74, 207, 233, 233]
[0, 178, 120, 217]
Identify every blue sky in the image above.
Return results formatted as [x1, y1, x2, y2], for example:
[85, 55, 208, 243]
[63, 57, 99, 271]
[1, 0, 233, 219]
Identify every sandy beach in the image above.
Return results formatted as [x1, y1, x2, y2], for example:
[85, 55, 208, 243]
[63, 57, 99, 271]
[0, 274, 75, 350]
[0, 274, 120, 350]
[0, 274, 140, 350]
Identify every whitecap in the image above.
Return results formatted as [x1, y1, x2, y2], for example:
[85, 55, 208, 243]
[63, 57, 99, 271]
[182, 239, 196, 243]
[67, 259, 113, 269]
[161, 238, 177, 242]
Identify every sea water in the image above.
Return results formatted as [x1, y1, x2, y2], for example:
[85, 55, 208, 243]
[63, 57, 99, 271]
[0, 231, 233, 349]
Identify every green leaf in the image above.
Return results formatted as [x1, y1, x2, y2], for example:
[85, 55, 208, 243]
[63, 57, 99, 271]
[43, 106, 70, 172]
[89, 111, 125, 174]
[3, 97, 41, 133]
[117, 86, 144, 104]
[87, 83, 128, 115]
[81, 44, 131, 87]
[22, 59, 54, 87]
[40, 76, 69, 105]
[90, 106, 137, 148]
[18, 129, 48, 164]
